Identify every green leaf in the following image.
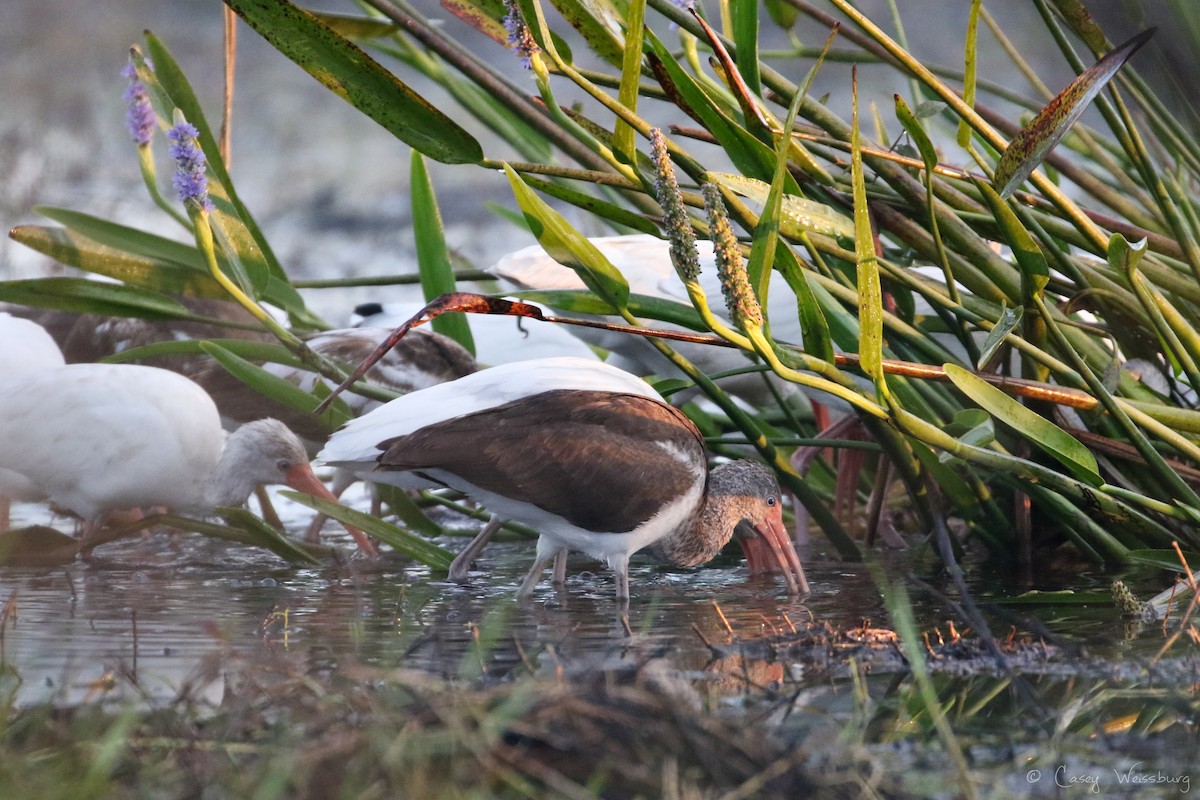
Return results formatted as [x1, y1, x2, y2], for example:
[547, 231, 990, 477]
[851, 73, 884, 393]
[309, 11, 399, 39]
[215, 507, 323, 564]
[998, 589, 1110, 605]
[943, 363, 1103, 486]
[33, 207, 206, 271]
[547, 0, 626, 66]
[957, 0, 981, 147]
[894, 95, 939, 185]
[199, 342, 353, 431]
[974, 178, 1048, 302]
[280, 491, 455, 570]
[0, 277, 191, 319]
[1107, 232, 1149, 276]
[1125, 548, 1200, 572]
[375, 485, 443, 537]
[9, 224, 223, 299]
[732, 0, 761, 99]
[938, 407, 995, 462]
[517, 173, 659, 234]
[0, 527, 83, 568]
[224, 0, 483, 165]
[745, 89, 797, 304]
[977, 305, 1022, 369]
[992, 29, 1154, 198]
[412, 152, 475, 354]
[613, 0, 645, 164]
[643, 29, 784, 184]
[503, 164, 630, 309]
[708, 173, 854, 239]
[649, 377, 696, 398]
[102, 337, 302, 366]
[440, 0, 509, 43]
[774, 243, 833, 362]
[514, 289, 706, 330]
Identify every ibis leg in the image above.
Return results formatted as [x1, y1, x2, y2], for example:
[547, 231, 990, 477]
[611, 555, 630, 602]
[551, 549, 568, 585]
[448, 515, 504, 582]
[517, 554, 555, 600]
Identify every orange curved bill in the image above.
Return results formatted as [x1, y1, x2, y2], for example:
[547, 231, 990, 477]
[285, 463, 378, 557]
[735, 509, 809, 595]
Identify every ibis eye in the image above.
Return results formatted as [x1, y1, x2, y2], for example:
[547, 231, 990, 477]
[767, 496, 777, 506]
[276, 459, 293, 472]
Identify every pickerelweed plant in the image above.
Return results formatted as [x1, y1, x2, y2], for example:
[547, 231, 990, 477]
[9, 0, 1200, 589]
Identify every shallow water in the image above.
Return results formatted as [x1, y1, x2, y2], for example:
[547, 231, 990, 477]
[0, 486, 1184, 710]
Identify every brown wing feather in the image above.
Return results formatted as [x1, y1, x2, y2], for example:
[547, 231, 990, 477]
[376, 390, 705, 532]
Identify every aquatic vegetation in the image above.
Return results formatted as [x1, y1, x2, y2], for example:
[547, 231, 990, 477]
[7, 1, 1200, 793]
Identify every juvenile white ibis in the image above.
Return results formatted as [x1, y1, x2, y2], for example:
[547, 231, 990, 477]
[0, 313, 66, 529]
[319, 357, 808, 600]
[0, 362, 377, 555]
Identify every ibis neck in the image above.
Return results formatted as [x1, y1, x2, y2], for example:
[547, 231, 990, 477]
[203, 430, 257, 510]
[650, 484, 740, 568]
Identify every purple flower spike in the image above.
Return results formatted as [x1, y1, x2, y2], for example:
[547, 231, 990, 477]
[122, 59, 156, 147]
[167, 121, 213, 211]
[502, 0, 539, 70]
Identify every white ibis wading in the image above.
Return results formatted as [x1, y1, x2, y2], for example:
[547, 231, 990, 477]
[0, 313, 66, 529]
[319, 357, 808, 600]
[0, 363, 376, 555]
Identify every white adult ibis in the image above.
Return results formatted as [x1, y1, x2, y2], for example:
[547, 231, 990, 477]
[486, 234, 809, 407]
[0, 313, 66, 529]
[319, 357, 808, 601]
[351, 302, 601, 365]
[0, 362, 377, 555]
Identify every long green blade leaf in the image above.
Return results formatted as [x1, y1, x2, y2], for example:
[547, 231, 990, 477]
[851, 70, 884, 393]
[944, 363, 1103, 486]
[9, 225, 223, 299]
[993, 29, 1154, 198]
[0, 278, 190, 319]
[281, 491, 455, 570]
[224, 0, 483, 165]
[199, 341, 353, 430]
[412, 152, 475, 354]
[503, 164, 630, 309]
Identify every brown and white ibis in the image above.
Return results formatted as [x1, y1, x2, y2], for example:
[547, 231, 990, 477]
[0, 362, 376, 555]
[319, 357, 808, 600]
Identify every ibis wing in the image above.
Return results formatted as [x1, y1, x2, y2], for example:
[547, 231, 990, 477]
[376, 390, 705, 533]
